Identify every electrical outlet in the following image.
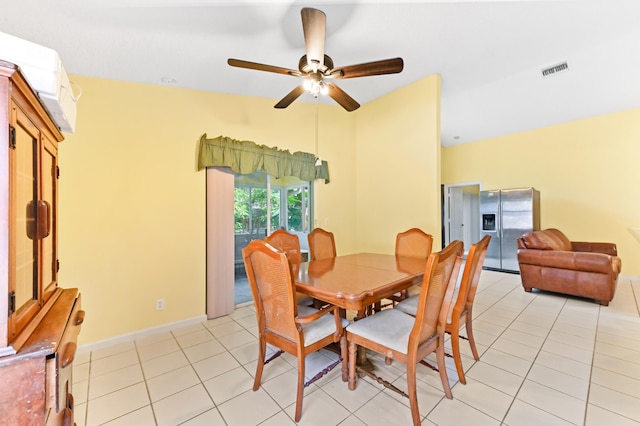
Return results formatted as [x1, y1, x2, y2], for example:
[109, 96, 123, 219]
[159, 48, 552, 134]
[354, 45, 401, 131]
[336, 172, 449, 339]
[156, 298, 165, 311]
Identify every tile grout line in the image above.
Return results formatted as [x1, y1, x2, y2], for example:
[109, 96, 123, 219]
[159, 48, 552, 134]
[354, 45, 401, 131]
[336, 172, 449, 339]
[134, 336, 158, 426]
[493, 290, 567, 425]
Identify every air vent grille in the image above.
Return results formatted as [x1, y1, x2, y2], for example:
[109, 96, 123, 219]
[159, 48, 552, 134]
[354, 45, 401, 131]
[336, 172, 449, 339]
[542, 61, 569, 78]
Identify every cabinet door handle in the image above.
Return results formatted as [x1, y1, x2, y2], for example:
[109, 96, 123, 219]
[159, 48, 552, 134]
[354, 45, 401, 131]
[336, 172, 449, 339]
[67, 393, 74, 411]
[61, 342, 77, 368]
[61, 407, 73, 426]
[75, 310, 85, 326]
[37, 200, 51, 239]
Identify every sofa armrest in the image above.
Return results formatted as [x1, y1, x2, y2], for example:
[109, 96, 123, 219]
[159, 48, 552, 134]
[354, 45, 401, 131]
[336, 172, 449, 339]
[517, 249, 616, 274]
[571, 241, 618, 256]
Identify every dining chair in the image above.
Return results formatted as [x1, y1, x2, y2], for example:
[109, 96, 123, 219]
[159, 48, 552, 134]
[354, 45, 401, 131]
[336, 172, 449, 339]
[395, 235, 491, 384]
[395, 227, 434, 296]
[373, 228, 434, 314]
[264, 229, 303, 264]
[396, 227, 434, 259]
[306, 227, 339, 310]
[308, 227, 337, 260]
[242, 240, 349, 422]
[264, 229, 312, 306]
[346, 240, 463, 426]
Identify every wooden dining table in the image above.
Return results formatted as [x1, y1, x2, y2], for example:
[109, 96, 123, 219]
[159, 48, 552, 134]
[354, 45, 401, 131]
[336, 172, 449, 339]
[293, 252, 427, 392]
[293, 252, 427, 313]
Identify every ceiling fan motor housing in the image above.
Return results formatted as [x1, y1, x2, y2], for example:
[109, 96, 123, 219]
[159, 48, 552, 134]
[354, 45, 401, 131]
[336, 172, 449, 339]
[299, 54, 334, 75]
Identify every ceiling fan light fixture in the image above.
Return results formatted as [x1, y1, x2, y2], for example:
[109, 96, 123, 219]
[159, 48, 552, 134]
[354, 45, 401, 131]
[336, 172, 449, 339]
[227, 7, 402, 111]
[303, 78, 313, 92]
[303, 76, 328, 97]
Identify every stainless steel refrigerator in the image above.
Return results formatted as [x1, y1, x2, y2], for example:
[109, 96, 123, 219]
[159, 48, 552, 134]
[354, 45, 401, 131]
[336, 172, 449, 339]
[480, 188, 540, 272]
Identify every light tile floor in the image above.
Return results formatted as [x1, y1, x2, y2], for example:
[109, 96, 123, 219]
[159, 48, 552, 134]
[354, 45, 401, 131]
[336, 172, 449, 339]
[73, 270, 640, 425]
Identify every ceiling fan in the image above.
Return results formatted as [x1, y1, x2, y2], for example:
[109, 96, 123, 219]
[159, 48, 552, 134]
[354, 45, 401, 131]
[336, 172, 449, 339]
[227, 7, 404, 112]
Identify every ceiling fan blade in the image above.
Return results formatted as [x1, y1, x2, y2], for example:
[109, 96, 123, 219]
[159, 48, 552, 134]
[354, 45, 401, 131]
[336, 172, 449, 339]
[326, 83, 360, 112]
[332, 57, 404, 79]
[228, 58, 301, 76]
[274, 85, 306, 109]
[301, 8, 326, 68]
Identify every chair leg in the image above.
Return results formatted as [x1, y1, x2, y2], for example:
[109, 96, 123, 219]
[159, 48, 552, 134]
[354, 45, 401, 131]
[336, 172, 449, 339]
[340, 334, 348, 382]
[348, 341, 357, 390]
[254, 338, 266, 391]
[465, 314, 480, 361]
[436, 344, 453, 399]
[450, 325, 466, 384]
[295, 353, 305, 422]
[407, 362, 421, 426]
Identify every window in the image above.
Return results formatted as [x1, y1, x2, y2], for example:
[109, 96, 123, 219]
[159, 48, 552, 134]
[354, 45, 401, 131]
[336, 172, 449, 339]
[285, 185, 310, 232]
[233, 172, 313, 304]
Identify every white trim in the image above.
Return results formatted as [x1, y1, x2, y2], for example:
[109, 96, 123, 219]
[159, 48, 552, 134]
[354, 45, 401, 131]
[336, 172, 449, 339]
[619, 274, 640, 281]
[442, 181, 483, 250]
[77, 315, 207, 354]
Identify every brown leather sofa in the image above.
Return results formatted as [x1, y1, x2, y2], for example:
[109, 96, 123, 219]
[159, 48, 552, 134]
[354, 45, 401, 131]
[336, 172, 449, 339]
[516, 228, 621, 305]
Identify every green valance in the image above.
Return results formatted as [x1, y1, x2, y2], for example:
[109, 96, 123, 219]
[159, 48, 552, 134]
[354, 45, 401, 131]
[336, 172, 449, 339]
[197, 134, 330, 183]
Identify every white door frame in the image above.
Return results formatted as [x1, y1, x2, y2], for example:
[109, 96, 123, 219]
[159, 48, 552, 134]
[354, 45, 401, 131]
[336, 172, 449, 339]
[442, 182, 482, 254]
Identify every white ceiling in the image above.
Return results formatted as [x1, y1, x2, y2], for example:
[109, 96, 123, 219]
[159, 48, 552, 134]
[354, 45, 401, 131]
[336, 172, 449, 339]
[2, 0, 639, 146]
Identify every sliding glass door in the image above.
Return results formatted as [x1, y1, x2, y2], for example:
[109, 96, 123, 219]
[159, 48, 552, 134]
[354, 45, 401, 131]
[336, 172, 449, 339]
[234, 172, 312, 304]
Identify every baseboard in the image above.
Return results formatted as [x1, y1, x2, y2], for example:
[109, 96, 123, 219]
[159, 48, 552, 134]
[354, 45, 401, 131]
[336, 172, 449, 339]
[77, 314, 208, 354]
[619, 274, 640, 282]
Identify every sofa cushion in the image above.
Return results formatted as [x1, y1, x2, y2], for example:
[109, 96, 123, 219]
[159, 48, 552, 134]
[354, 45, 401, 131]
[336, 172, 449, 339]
[521, 228, 572, 251]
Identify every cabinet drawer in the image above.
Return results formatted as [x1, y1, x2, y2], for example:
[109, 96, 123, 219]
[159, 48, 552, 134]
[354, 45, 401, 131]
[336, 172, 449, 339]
[49, 293, 83, 414]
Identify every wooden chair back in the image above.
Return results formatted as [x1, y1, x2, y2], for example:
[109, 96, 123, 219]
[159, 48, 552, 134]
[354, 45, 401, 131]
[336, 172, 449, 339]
[396, 228, 434, 259]
[410, 240, 463, 350]
[384, 228, 434, 309]
[243, 240, 299, 341]
[308, 228, 337, 260]
[452, 235, 491, 324]
[264, 229, 302, 264]
[446, 235, 491, 384]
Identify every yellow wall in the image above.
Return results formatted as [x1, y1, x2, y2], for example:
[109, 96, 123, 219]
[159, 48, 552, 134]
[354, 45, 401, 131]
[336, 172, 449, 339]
[442, 108, 640, 276]
[309, 101, 359, 255]
[60, 76, 357, 344]
[64, 71, 639, 344]
[354, 75, 443, 253]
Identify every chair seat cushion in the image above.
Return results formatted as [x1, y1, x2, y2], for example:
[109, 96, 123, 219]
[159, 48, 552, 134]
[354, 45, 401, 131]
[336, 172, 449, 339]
[394, 295, 418, 316]
[297, 305, 319, 316]
[299, 306, 350, 347]
[346, 309, 415, 354]
[396, 287, 460, 324]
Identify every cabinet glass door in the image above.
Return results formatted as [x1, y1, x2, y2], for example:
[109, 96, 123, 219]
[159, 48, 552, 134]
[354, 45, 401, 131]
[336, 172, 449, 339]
[13, 121, 39, 321]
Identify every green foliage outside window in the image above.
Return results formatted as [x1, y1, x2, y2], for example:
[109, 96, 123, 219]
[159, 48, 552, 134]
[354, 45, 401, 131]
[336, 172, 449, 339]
[234, 187, 280, 233]
[287, 188, 304, 231]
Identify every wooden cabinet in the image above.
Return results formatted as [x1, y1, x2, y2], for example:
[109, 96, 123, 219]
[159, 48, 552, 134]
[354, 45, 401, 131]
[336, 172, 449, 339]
[0, 60, 83, 424]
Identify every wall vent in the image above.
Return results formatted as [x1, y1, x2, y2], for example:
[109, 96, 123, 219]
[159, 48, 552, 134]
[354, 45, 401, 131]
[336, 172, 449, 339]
[542, 61, 569, 78]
